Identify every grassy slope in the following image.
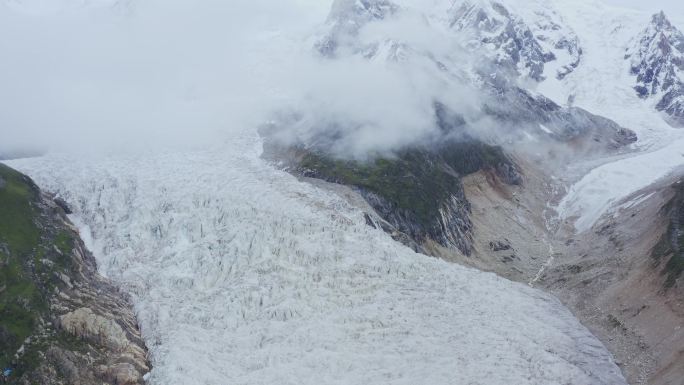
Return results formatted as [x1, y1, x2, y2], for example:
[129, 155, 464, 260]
[299, 142, 511, 233]
[0, 164, 43, 370]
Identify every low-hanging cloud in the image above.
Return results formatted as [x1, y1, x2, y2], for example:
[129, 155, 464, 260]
[0, 0, 488, 159]
[0, 0, 326, 153]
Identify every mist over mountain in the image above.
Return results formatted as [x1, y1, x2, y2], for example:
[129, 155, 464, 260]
[2, 1, 684, 385]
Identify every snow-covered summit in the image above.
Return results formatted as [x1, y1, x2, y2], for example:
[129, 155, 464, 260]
[317, 0, 400, 56]
[449, 1, 551, 81]
[448, 0, 580, 82]
[627, 11, 684, 126]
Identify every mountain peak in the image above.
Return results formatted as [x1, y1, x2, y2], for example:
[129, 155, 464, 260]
[628, 10, 684, 126]
[651, 10, 671, 29]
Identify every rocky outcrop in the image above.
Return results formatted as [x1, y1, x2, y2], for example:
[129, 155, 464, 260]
[0, 164, 149, 385]
[627, 11, 684, 126]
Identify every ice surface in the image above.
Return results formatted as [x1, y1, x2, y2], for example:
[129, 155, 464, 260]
[557, 136, 684, 233]
[6, 132, 626, 385]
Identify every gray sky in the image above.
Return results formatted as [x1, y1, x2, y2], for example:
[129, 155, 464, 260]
[604, 0, 684, 20]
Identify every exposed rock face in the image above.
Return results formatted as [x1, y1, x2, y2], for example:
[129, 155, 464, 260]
[0, 164, 148, 385]
[627, 11, 684, 126]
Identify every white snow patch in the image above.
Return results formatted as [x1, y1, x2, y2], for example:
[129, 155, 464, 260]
[538, 124, 553, 134]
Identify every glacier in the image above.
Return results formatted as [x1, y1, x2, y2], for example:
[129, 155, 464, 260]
[6, 131, 626, 385]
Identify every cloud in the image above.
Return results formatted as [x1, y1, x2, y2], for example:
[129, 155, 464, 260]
[0, 0, 332, 154]
[265, 2, 490, 159]
[0, 0, 487, 160]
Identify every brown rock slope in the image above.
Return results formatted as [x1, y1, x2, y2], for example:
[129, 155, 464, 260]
[462, 163, 684, 385]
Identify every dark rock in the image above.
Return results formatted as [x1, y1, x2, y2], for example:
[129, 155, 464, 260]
[54, 197, 72, 215]
[489, 240, 513, 252]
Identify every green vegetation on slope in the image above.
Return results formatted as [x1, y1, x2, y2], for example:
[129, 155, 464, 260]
[301, 149, 462, 230]
[0, 164, 43, 370]
[0, 164, 79, 376]
[298, 141, 515, 248]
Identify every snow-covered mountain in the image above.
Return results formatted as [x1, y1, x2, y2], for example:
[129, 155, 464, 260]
[627, 11, 684, 126]
[448, 0, 581, 82]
